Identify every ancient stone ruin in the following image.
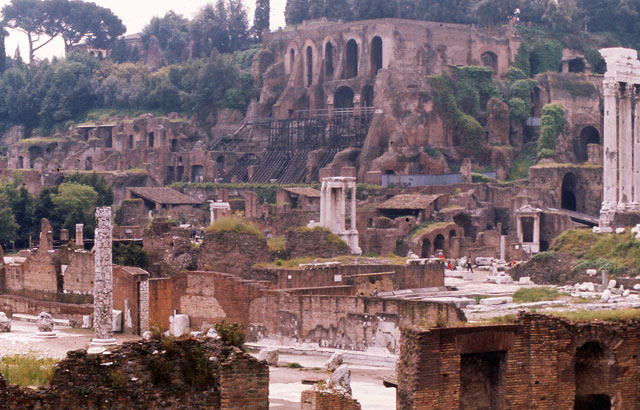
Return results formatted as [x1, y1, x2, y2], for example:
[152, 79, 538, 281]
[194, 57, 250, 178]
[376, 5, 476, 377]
[92, 206, 115, 347]
[319, 176, 361, 254]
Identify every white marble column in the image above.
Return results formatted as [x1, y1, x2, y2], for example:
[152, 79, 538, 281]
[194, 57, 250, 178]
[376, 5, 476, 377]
[533, 214, 540, 245]
[350, 186, 356, 231]
[633, 86, 640, 208]
[320, 184, 327, 226]
[92, 206, 115, 346]
[619, 84, 633, 206]
[516, 217, 522, 243]
[603, 80, 619, 209]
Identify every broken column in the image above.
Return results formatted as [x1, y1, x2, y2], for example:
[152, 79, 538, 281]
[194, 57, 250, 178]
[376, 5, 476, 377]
[35, 311, 56, 338]
[75, 224, 84, 247]
[39, 219, 53, 253]
[320, 176, 361, 254]
[209, 200, 231, 225]
[516, 205, 541, 254]
[91, 207, 116, 347]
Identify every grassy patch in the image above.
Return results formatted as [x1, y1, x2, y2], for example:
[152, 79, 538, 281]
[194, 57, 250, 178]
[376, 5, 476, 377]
[410, 221, 452, 240]
[549, 308, 640, 322]
[285, 362, 303, 369]
[267, 235, 286, 252]
[553, 229, 640, 275]
[507, 142, 537, 181]
[206, 217, 263, 238]
[0, 355, 58, 386]
[255, 254, 408, 269]
[513, 287, 561, 303]
[16, 136, 69, 146]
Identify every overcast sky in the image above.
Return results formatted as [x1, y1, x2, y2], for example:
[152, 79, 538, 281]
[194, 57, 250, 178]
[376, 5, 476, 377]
[0, 0, 288, 60]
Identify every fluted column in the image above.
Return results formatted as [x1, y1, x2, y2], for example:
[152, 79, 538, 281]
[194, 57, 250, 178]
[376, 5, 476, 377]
[633, 86, 640, 208]
[619, 83, 633, 207]
[602, 80, 619, 209]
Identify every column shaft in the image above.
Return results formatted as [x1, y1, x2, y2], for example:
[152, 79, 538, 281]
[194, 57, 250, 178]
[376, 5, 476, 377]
[634, 88, 640, 207]
[620, 87, 633, 205]
[603, 81, 619, 208]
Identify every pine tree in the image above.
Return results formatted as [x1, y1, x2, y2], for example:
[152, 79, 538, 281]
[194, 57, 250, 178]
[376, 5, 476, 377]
[253, 0, 270, 42]
[308, 0, 325, 20]
[0, 24, 6, 74]
[285, 0, 309, 25]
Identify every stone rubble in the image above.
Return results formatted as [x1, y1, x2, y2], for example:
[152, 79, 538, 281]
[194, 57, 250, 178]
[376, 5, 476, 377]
[328, 363, 352, 396]
[37, 311, 54, 333]
[326, 352, 344, 372]
[257, 347, 279, 365]
[0, 312, 11, 332]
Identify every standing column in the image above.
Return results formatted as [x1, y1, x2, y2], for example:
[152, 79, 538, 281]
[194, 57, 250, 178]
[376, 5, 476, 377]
[633, 85, 640, 209]
[619, 84, 633, 207]
[602, 81, 619, 209]
[91, 206, 115, 346]
[320, 183, 327, 226]
[350, 184, 357, 231]
[533, 214, 540, 246]
[75, 224, 83, 247]
[516, 216, 523, 243]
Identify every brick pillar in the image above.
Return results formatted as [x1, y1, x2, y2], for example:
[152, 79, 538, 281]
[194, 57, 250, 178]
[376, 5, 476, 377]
[92, 207, 115, 345]
[75, 224, 84, 247]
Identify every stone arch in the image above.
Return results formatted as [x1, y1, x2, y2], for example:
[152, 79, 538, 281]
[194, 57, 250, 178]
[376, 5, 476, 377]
[421, 238, 431, 258]
[574, 341, 615, 410]
[481, 51, 498, 72]
[324, 40, 335, 79]
[306, 45, 314, 87]
[449, 229, 457, 248]
[362, 85, 374, 107]
[85, 156, 93, 171]
[288, 46, 297, 75]
[454, 213, 473, 239]
[334, 86, 355, 109]
[434, 234, 445, 252]
[575, 126, 600, 163]
[28, 146, 43, 169]
[569, 57, 586, 73]
[371, 36, 383, 77]
[345, 39, 358, 79]
[562, 172, 578, 211]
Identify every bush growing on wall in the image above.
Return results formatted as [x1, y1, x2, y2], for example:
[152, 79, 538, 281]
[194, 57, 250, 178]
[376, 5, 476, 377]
[537, 103, 566, 159]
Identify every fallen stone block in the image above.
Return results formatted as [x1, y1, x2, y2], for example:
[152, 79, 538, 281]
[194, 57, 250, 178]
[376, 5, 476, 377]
[257, 348, 279, 365]
[601, 289, 612, 301]
[608, 279, 617, 289]
[586, 269, 597, 276]
[0, 312, 10, 332]
[479, 297, 513, 306]
[578, 282, 596, 292]
[170, 314, 190, 337]
[329, 364, 352, 396]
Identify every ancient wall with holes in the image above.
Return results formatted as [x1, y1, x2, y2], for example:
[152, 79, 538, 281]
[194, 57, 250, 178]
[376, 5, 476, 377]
[397, 313, 640, 409]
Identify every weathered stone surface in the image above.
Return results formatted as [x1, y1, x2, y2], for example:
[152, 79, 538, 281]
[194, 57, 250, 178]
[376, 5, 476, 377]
[37, 311, 54, 332]
[601, 289, 612, 301]
[0, 312, 11, 332]
[170, 313, 190, 337]
[112, 309, 122, 333]
[285, 227, 350, 259]
[197, 229, 269, 277]
[487, 98, 510, 146]
[256, 348, 279, 365]
[93, 207, 114, 341]
[479, 297, 513, 306]
[326, 352, 344, 372]
[328, 364, 352, 396]
[82, 315, 92, 329]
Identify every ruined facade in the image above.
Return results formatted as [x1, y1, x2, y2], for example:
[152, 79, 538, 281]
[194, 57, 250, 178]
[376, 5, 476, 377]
[397, 314, 640, 409]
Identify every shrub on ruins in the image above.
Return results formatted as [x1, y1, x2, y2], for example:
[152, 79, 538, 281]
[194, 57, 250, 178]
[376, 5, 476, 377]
[0, 354, 57, 386]
[214, 321, 246, 348]
[113, 242, 149, 269]
[513, 287, 562, 303]
[63, 172, 113, 206]
[285, 226, 350, 259]
[537, 103, 565, 159]
[206, 216, 263, 238]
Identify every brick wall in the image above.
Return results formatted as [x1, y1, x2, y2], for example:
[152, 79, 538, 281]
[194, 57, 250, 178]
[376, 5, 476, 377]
[248, 294, 465, 354]
[0, 338, 268, 409]
[8, 253, 59, 298]
[63, 250, 94, 294]
[149, 271, 269, 330]
[0, 294, 92, 321]
[300, 390, 362, 410]
[251, 262, 444, 292]
[113, 266, 149, 335]
[396, 313, 640, 409]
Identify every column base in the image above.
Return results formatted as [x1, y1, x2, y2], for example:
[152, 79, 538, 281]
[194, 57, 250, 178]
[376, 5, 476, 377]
[35, 331, 57, 339]
[91, 337, 116, 346]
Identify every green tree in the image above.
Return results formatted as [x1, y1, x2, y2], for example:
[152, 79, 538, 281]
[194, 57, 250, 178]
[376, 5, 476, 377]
[141, 11, 190, 65]
[253, 0, 270, 42]
[113, 242, 149, 268]
[0, 183, 37, 248]
[0, 23, 6, 73]
[63, 172, 114, 206]
[227, 0, 250, 51]
[285, 0, 309, 25]
[50, 183, 98, 238]
[190, 2, 229, 56]
[2, 0, 51, 63]
[353, 0, 397, 20]
[0, 194, 18, 249]
[537, 103, 566, 159]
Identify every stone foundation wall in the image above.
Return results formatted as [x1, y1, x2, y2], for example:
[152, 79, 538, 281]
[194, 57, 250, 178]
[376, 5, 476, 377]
[197, 230, 270, 277]
[249, 295, 465, 354]
[397, 313, 640, 409]
[301, 390, 362, 410]
[0, 294, 92, 322]
[0, 338, 269, 409]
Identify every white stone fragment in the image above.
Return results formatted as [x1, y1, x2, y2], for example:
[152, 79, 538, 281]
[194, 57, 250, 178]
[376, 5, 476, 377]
[257, 348, 279, 365]
[170, 314, 190, 337]
[479, 297, 513, 306]
[112, 310, 122, 333]
[578, 282, 596, 292]
[142, 331, 152, 341]
[616, 228, 626, 234]
[0, 312, 10, 332]
[82, 315, 93, 329]
[608, 280, 617, 289]
[326, 352, 344, 372]
[601, 289, 611, 301]
[519, 276, 531, 285]
[586, 269, 597, 276]
[623, 289, 631, 297]
[634, 284, 640, 290]
[328, 364, 352, 396]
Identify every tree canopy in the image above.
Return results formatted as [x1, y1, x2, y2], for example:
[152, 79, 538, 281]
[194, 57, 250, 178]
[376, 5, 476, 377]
[2, 0, 125, 63]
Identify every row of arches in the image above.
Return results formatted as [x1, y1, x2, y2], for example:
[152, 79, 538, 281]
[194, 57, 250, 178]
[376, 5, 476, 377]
[291, 36, 385, 88]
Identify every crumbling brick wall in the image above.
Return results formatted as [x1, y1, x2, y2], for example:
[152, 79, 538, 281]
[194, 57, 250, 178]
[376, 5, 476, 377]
[396, 313, 640, 409]
[0, 337, 268, 409]
[197, 230, 269, 277]
[301, 390, 362, 410]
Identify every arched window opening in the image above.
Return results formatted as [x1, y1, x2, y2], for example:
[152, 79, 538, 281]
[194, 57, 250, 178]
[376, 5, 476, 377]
[562, 173, 578, 211]
[363, 85, 374, 108]
[85, 157, 93, 171]
[345, 39, 358, 79]
[371, 36, 383, 76]
[325, 42, 334, 78]
[306, 46, 313, 87]
[334, 86, 355, 109]
[569, 58, 586, 73]
[148, 132, 154, 148]
[421, 239, 431, 258]
[481, 51, 498, 72]
[289, 49, 295, 74]
[434, 234, 445, 253]
[575, 126, 600, 163]
[17, 156, 23, 169]
[574, 342, 613, 410]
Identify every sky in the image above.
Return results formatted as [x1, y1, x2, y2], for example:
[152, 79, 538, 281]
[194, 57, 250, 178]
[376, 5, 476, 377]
[0, 0, 288, 60]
